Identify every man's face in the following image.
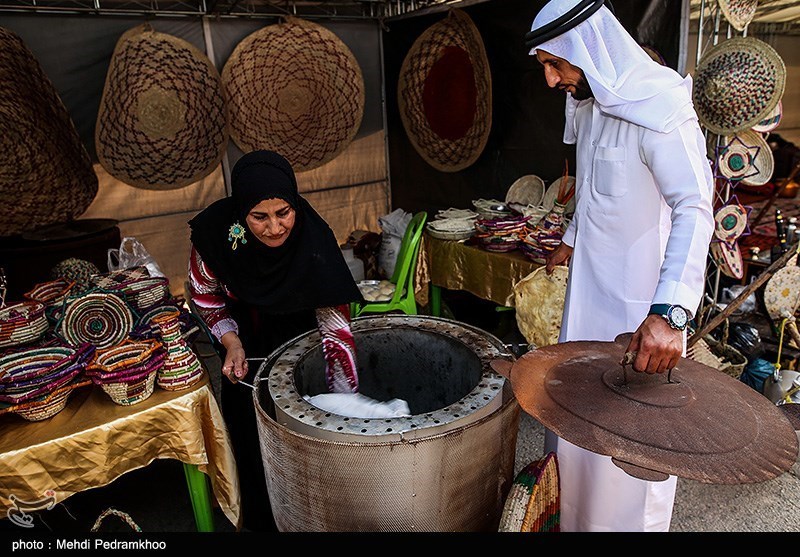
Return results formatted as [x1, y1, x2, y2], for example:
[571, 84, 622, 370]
[535, 49, 593, 101]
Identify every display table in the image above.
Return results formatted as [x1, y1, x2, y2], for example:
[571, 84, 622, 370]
[416, 233, 542, 315]
[0, 374, 241, 532]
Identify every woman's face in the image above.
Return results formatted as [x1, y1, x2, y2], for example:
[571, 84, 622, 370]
[245, 198, 296, 248]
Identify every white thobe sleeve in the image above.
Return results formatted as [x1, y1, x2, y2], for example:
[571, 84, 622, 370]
[640, 119, 715, 317]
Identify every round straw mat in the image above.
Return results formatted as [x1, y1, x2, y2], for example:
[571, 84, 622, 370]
[506, 175, 545, 207]
[96, 24, 229, 190]
[398, 8, 492, 172]
[222, 17, 364, 172]
[0, 27, 98, 237]
[752, 100, 782, 134]
[719, 0, 758, 32]
[693, 37, 785, 135]
[711, 240, 744, 280]
[714, 203, 748, 244]
[736, 130, 774, 186]
[717, 130, 773, 185]
[764, 254, 800, 321]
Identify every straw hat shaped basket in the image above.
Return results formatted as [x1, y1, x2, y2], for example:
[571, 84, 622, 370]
[222, 17, 364, 172]
[0, 27, 98, 236]
[693, 37, 785, 135]
[96, 24, 229, 190]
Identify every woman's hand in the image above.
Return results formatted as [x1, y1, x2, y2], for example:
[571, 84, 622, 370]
[220, 331, 248, 383]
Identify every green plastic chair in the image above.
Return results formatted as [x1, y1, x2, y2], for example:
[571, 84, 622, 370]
[353, 211, 428, 317]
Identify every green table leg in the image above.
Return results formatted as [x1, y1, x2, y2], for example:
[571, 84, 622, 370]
[183, 463, 215, 532]
[430, 284, 442, 317]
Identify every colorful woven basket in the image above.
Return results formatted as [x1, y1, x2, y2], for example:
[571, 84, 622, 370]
[59, 292, 134, 349]
[498, 452, 560, 532]
[50, 258, 102, 295]
[693, 37, 785, 135]
[0, 301, 49, 350]
[87, 339, 166, 405]
[0, 343, 94, 405]
[151, 310, 203, 391]
[0, 344, 94, 421]
[90, 266, 150, 291]
[222, 17, 364, 172]
[23, 278, 76, 321]
[109, 277, 171, 314]
[0, 378, 92, 421]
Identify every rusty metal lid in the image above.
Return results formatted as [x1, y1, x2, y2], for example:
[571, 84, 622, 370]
[504, 334, 798, 484]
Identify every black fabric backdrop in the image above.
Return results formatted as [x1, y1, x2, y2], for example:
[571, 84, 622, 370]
[382, 0, 684, 215]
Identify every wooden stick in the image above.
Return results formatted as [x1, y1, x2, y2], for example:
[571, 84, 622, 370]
[688, 241, 799, 348]
[749, 160, 800, 230]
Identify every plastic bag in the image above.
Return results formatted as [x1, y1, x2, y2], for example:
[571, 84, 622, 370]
[725, 321, 764, 361]
[720, 284, 757, 314]
[377, 209, 412, 279]
[303, 392, 411, 418]
[740, 357, 776, 394]
[107, 237, 165, 278]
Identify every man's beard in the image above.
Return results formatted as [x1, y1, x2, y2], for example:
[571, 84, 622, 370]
[570, 75, 593, 101]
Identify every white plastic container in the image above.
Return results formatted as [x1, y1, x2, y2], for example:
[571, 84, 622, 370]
[341, 245, 365, 282]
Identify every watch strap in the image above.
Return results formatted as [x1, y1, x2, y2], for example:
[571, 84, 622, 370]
[648, 304, 671, 317]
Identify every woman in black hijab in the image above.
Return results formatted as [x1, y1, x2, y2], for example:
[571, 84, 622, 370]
[188, 150, 362, 531]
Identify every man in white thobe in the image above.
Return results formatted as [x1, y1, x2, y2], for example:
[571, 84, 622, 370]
[527, 0, 715, 531]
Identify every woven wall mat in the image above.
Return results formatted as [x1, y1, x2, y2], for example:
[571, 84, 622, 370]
[96, 24, 229, 190]
[0, 27, 98, 237]
[222, 17, 364, 173]
[398, 8, 492, 172]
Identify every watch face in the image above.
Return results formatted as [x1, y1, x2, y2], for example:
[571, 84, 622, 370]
[669, 306, 688, 329]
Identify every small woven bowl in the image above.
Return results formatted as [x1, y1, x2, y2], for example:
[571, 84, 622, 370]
[112, 277, 171, 314]
[0, 301, 49, 349]
[24, 278, 75, 309]
[99, 370, 157, 406]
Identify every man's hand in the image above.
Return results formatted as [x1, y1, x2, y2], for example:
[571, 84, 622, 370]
[545, 242, 573, 274]
[625, 314, 683, 374]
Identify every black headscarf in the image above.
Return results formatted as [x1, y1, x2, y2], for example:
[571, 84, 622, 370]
[188, 150, 362, 314]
